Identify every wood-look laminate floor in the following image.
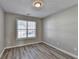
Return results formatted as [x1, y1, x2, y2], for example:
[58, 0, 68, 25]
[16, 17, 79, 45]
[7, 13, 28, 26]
[2, 43, 75, 59]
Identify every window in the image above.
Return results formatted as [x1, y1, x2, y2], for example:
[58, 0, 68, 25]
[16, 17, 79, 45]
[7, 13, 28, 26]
[17, 20, 36, 39]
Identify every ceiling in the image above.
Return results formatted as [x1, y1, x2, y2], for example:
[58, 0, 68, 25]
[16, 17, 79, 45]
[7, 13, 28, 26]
[0, 0, 77, 18]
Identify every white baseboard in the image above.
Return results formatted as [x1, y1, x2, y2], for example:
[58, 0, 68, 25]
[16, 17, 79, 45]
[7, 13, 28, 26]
[0, 41, 42, 59]
[0, 48, 5, 59]
[5, 41, 42, 49]
[42, 41, 78, 59]
[0, 41, 78, 59]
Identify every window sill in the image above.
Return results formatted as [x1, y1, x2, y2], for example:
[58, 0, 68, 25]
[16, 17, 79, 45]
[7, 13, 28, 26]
[16, 37, 36, 41]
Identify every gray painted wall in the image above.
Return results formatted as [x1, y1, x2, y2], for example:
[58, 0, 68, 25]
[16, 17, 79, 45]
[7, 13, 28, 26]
[0, 7, 5, 54]
[5, 13, 43, 47]
[43, 5, 78, 55]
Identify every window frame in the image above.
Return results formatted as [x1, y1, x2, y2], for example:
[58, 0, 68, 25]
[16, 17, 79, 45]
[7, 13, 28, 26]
[16, 19, 37, 40]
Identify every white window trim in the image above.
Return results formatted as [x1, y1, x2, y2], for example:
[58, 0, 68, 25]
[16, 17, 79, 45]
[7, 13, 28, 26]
[16, 19, 37, 40]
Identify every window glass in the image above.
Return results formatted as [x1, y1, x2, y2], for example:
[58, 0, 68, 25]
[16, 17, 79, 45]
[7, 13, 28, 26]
[17, 20, 27, 29]
[28, 30, 36, 37]
[28, 21, 36, 29]
[17, 20, 36, 39]
[17, 30, 27, 38]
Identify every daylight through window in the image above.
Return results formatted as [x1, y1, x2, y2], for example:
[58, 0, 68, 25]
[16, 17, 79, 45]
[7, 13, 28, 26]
[17, 20, 36, 39]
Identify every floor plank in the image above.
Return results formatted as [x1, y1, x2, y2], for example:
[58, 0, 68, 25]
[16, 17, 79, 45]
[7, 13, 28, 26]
[1, 43, 75, 59]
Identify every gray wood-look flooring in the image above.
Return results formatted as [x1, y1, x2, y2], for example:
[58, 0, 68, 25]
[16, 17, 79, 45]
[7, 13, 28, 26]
[1, 43, 75, 59]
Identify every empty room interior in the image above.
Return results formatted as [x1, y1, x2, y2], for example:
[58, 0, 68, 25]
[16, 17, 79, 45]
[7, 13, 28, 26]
[0, 0, 78, 59]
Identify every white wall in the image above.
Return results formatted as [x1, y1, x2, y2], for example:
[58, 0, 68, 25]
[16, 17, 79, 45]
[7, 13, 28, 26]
[43, 5, 78, 56]
[0, 7, 5, 54]
[5, 13, 43, 47]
